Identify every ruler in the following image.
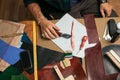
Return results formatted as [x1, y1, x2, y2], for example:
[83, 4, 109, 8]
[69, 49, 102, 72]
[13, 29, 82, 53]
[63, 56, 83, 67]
[33, 21, 38, 80]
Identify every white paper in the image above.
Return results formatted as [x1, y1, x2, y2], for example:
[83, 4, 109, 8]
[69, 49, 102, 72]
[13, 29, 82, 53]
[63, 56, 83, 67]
[52, 13, 96, 58]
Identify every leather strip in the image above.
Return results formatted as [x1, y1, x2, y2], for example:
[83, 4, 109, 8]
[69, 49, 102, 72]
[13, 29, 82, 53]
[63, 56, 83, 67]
[85, 42, 105, 80]
[83, 14, 99, 43]
[83, 14, 118, 80]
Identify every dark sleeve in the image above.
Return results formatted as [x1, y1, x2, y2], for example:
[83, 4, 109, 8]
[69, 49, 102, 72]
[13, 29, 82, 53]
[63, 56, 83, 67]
[23, 0, 38, 7]
[97, 0, 107, 3]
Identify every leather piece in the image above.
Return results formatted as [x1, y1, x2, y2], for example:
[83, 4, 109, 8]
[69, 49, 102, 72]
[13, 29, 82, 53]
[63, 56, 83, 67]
[23, 58, 87, 80]
[102, 44, 120, 74]
[84, 14, 105, 80]
[11, 73, 29, 80]
[83, 14, 99, 43]
[105, 73, 119, 80]
[0, 66, 20, 80]
[83, 14, 119, 80]
[0, 19, 25, 47]
[85, 42, 105, 80]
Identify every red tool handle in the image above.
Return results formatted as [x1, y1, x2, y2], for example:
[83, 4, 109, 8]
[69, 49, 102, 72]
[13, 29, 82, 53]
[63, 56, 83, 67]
[80, 36, 88, 49]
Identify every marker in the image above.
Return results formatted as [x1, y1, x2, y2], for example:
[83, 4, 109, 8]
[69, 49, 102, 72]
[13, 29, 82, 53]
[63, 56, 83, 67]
[80, 36, 88, 50]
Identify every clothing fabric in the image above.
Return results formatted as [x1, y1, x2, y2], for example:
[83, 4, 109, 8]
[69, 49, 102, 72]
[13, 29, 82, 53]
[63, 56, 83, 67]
[23, 0, 118, 19]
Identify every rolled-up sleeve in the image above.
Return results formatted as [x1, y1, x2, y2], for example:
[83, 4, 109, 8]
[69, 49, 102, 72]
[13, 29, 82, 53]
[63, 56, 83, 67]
[23, 0, 37, 7]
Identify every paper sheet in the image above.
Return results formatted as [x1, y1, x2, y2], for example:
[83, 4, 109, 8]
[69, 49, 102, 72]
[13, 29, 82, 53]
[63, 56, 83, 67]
[52, 13, 96, 58]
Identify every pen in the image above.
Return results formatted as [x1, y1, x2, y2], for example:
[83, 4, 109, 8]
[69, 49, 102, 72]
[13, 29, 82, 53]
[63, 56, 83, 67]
[80, 36, 88, 50]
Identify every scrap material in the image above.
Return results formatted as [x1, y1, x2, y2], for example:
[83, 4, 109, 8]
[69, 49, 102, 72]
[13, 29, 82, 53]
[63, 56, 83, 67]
[0, 19, 25, 47]
[11, 73, 29, 80]
[53, 65, 64, 80]
[0, 58, 10, 72]
[109, 50, 120, 63]
[106, 51, 120, 69]
[53, 65, 75, 80]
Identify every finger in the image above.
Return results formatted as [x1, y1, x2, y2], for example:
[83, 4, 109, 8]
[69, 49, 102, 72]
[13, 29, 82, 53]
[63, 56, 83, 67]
[45, 28, 56, 39]
[53, 25, 60, 31]
[42, 33, 45, 37]
[43, 32, 51, 39]
[106, 9, 112, 17]
[47, 24, 60, 38]
[100, 9, 105, 18]
[50, 28, 59, 37]
[42, 25, 58, 39]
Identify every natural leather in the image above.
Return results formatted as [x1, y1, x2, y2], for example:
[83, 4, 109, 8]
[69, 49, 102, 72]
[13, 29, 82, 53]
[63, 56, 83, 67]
[84, 14, 99, 43]
[83, 14, 119, 80]
[23, 58, 87, 80]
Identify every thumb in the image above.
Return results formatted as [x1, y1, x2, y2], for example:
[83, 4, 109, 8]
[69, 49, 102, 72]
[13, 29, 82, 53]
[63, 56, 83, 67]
[101, 10, 106, 18]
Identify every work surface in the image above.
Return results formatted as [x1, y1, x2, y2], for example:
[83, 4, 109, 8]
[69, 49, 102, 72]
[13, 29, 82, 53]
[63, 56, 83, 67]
[20, 17, 120, 80]
[22, 17, 120, 52]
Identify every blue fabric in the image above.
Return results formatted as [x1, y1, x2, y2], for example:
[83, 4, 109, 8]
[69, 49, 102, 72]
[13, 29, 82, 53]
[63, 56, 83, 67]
[0, 39, 24, 65]
[21, 32, 32, 44]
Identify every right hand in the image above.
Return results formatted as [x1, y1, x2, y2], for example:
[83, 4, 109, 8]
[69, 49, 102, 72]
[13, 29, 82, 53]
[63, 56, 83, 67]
[100, 3, 113, 17]
[39, 18, 60, 39]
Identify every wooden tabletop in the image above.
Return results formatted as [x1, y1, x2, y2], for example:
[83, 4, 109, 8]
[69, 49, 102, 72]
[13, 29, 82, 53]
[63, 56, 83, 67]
[20, 17, 120, 80]
[21, 17, 120, 52]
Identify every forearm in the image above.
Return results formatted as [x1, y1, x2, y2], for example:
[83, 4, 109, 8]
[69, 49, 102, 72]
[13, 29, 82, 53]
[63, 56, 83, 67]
[27, 3, 46, 24]
[27, 2, 60, 39]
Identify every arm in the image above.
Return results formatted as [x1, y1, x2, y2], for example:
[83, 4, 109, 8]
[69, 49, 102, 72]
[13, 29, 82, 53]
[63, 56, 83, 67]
[27, 2, 60, 39]
[99, 0, 113, 17]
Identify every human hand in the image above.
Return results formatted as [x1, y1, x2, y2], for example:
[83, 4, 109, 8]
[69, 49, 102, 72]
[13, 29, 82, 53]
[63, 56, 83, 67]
[100, 3, 113, 17]
[39, 18, 60, 39]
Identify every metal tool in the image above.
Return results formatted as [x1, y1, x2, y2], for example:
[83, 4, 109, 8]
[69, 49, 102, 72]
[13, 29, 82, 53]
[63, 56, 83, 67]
[60, 33, 71, 39]
[57, 31, 71, 39]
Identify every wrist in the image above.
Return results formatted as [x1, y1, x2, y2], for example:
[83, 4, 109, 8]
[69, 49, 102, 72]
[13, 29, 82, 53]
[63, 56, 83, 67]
[100, 0, 107, 3]
[37, 17, 47, 26]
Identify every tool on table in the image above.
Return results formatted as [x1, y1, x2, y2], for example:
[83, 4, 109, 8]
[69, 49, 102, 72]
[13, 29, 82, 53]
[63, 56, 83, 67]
[80, 36, 88, 50]
[57, 31, 71, 39]
[33, 21, 38, 80]
[103, 19, 120, 43]
[76, 36, 88, 54]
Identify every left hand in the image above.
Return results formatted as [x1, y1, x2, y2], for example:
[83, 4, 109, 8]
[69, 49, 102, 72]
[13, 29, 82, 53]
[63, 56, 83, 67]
[100, 3, 113, 17]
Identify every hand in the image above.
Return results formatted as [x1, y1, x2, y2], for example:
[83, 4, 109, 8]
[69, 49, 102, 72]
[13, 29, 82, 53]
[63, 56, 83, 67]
[39, 18, 60, 39]
[100, 3, 113, 17]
